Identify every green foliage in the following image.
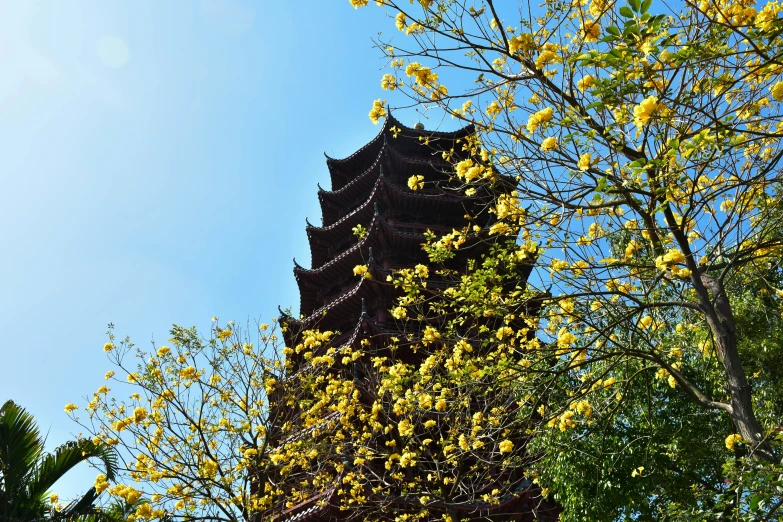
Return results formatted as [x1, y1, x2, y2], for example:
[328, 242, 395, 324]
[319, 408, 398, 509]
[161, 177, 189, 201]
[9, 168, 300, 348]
[0, 400, 117, 522]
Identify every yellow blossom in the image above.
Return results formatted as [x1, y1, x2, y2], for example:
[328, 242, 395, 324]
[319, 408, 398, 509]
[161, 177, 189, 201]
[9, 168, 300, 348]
[633, 96, 662, 130]
[581, 20, 601, 42]
[535, 50, 559, 68]
[381, 73, 398, 90]
[391, 306, 407, 319]
[770, 81, 783, 101]
[395, 12, 406, 31]
[541, 136, 558, 151]
[577, 153, 592, 171]
[526, 107, 554, 133]
[133, 406, 148, 424]
[577, 74, 595, 91]
[408, 174, 424, 190]
[353, 264, 371, 279]
[725, 433, 744, 451]
[369, 99, 387, 124]
[508, 33, 536, 53]
[498, 440, 514, 453]
[94, 474, 110, 494]
[398, 419, 414, 437]
[64, 403, 79, 414]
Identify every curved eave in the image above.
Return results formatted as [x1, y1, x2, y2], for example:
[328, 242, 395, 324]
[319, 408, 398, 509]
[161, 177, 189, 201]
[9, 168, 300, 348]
[315, 167, 385, 231]
[318, 148, 384, 203]
[310, 173, 468, 253]
[326, 114, 474, 191]
[292, 275, 386, 328]
[301, 211, 438, 282]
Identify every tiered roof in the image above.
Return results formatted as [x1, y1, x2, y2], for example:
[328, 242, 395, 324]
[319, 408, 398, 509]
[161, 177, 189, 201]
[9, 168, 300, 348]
[284, 115, 482, 346]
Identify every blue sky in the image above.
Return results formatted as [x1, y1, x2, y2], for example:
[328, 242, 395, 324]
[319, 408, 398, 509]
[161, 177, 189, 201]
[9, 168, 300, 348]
[0, 0, 444, 499]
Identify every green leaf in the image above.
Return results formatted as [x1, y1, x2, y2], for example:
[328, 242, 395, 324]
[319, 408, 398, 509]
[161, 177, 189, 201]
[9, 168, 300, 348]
[629, 0, 641, 12]
[606, 25, 621, 36]
[619, 6, 634, 17]
[641, 0, 652, 13]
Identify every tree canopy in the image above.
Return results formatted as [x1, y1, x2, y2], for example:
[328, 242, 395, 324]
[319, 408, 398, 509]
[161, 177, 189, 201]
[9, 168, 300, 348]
[342, 0, 783, 519]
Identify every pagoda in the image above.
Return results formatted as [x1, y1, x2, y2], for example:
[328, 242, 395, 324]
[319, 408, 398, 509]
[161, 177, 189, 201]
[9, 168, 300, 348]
[269, 115, 560, 522]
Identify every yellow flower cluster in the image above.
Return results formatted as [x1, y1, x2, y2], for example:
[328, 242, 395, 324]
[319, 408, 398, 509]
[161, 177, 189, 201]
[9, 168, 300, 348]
[581, 20, 601, 42]
[654, 249, 686, 270]
[577, 153, 592, 171]
[94, 473, 110, 494]
[535, 50, 560, 69]
[405, 62, 438, 87]
[633, 95, 662, 130]
[725, 433, 744, 451]
[526, 107, 554, 133]
[408, 174, 424, 190]
[353, 264, 372, 279]
[540, 136, 558, 151]
[381, 73, 398, 90]
[454, 158, 488, 181]
[508, 33, 536, 54]
[577, 74, 595, 92]
[369, 99, 387, 124]
[109, 483, 141, 504]
[771, 81, 783, 101]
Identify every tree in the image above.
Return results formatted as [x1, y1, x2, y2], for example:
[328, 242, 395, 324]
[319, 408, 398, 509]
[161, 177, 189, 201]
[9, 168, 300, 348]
[68, 320, 357, 522]
[345, 0, 783, 518]
[0, 400, 118, 522]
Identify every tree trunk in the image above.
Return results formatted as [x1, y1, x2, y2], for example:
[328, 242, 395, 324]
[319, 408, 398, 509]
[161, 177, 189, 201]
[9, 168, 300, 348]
[700, 274, 774, 462]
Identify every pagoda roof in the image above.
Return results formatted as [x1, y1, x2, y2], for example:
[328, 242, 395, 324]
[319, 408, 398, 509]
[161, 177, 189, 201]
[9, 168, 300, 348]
[307, 183, 471, 267]
[293, 275, 382, 332]
[318, 137, 467, 227]
[296, 215, 412, 316]
[310, 169, 469, 255]
[299, 210, 448, 283]
[325, 114, 474, 191]
[319, 136, 454, 201]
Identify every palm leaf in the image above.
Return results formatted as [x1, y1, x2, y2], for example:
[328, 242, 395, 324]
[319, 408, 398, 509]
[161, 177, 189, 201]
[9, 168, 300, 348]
[0, 400, 45, 520]
[26, 438, 118, 507]
[0, 400, 44, 488]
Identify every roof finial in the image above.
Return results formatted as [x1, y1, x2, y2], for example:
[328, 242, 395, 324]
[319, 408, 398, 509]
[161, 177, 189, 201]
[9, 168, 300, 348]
[361, 298, 369, 318]
[414, 122, 425, 131]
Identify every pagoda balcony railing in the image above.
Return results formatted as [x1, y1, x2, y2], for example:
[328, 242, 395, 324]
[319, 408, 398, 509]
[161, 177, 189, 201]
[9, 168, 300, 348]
[326, 239, 358, 261]
[323, 284, 363, 307]
[389, 221, 454, 237]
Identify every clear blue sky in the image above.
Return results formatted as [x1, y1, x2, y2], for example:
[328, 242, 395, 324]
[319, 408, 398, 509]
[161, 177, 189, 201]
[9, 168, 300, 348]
[0, 0, 443, 499]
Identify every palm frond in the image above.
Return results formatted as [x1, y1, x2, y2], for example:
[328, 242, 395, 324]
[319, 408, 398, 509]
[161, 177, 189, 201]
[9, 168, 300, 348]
[0, 400, 46, 520]
[26, 439, 118, 505]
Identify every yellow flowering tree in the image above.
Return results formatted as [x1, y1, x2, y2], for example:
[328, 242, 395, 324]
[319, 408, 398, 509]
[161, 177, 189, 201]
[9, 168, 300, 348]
[68, 320, 355, 522]
[347, 0, 783, 518]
